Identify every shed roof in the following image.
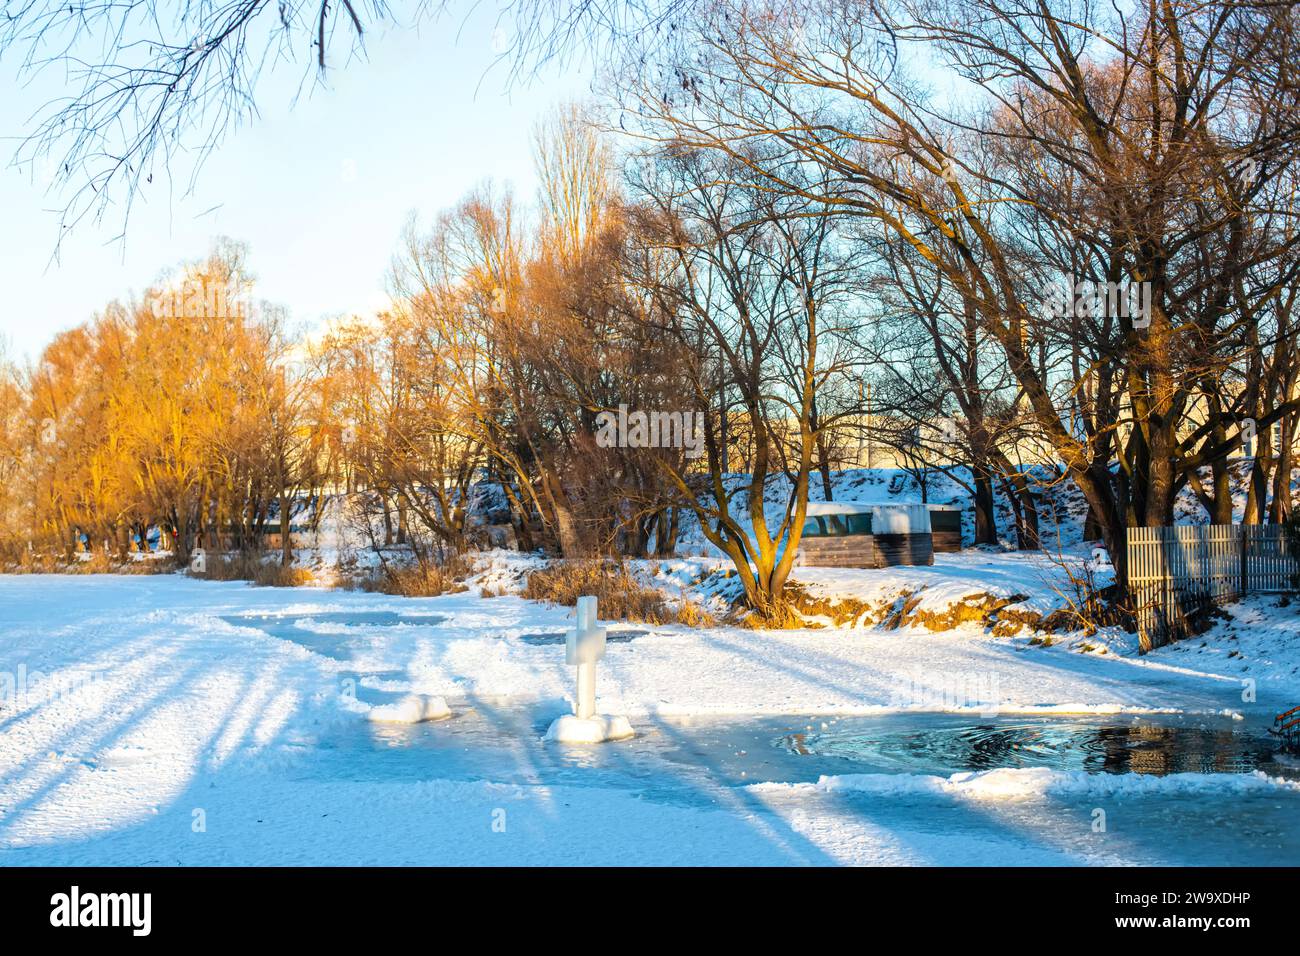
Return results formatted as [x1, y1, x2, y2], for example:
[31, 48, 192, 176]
[803, 501, 932, 533]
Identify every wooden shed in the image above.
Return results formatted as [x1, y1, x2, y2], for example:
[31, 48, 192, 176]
[927, 504, 964, 552]
[794, 502, 934, 568]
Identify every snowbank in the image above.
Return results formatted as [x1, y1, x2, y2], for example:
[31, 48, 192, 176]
[751, 767, 1300, 800]
[365, 695, 452, 723]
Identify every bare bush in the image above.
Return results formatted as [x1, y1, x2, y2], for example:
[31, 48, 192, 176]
[522, 559, 713, 625]
[357, 554, 474, 597]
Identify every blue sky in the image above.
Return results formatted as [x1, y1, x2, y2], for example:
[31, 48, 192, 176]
[0, 5, 589, 361]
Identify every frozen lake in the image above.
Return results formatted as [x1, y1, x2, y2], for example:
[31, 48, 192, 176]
[2, 576, 1299, 865]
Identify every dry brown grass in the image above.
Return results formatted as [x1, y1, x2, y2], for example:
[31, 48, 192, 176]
[188, 552, 314, 586]
[3, 550, 178, 574]
[522, 560, 714, 626]
[907, 593, 1032, 631]
[193, 552, 262, 581]
[8, 551, 62, 573]
[783, 583, 884, 627]
[781, 581, 1079, 636]
[118, 555, 179, 575]
[252, 563, 316, 587]
[79, 551, 113, 573]
[359, 554, 472, 597]
[673, 598, 717, 628]
[735, 598, 807, 630]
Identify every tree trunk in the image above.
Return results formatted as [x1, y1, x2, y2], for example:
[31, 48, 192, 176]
[541, 465, 585, 558]
[1083, 502, 1102, 541]
[499, 480, 536, 552]
[1018, 482, 1041, 550]
[655, 507, 680, 557]
[973, 468, 997, 545]
[1244, 429, 1271, 525]
[1269, 415, 1294, 524]
[815, 431, 834, 501]
[1212, 440, 1234, 524]
[279, 492, 292, 566]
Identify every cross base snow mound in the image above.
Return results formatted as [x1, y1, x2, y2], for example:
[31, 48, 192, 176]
[544, 714, 635, 744]
[366, 695, 452, 723]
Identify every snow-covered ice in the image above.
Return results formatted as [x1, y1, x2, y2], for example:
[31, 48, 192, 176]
[1, 570, 1298, 865]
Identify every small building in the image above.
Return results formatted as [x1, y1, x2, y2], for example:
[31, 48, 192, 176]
[795, 502, 934, 568]
[926, 504, 964, 552]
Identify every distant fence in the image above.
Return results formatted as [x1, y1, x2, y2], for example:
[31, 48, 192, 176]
[1128, 524, 1299, 650]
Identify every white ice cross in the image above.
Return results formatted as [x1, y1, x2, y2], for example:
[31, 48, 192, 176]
[565, 595, 607, 719]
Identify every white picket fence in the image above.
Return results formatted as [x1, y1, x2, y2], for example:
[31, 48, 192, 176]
[1127, 524, 1299, 650]
[1242, 526, 1300, 592]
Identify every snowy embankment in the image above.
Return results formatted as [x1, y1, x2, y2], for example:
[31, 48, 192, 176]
[468, 547, 1110, 637]
[753, 767, 1300, 800]
[1, 570, 1298, 865]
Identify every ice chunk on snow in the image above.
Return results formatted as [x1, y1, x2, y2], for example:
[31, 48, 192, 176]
[544, 714, 635, 744]
[366, 695, 452, 724]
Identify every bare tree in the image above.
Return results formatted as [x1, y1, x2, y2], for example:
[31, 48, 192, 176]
[603, 0, 1300, 592]
[623, 144, 864, 619]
